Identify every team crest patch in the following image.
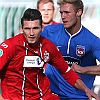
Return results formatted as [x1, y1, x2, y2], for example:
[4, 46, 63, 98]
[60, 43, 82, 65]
[44, 51, 49, 62]
[0, 49, 3, 57]
[76, 45, 85, 56]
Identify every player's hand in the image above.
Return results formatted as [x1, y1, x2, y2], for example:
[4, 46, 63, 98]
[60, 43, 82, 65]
[71, 63, 85, 74]
[85, 88, 100, 100]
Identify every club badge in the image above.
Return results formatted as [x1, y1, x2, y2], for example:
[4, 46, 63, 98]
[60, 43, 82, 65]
[44, 51, 49, 62]
[76, 45, 85, 56]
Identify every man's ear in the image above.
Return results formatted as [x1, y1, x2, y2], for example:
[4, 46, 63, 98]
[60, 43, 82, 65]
[19, 26, 23, 33]
[77, 9, 83, 17]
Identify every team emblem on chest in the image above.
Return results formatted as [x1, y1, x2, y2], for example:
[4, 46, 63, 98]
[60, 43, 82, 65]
[76, 45, 85, 56]
[44, 51, 49, 62]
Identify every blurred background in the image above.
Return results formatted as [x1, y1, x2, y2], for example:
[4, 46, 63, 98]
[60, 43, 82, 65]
[0, 0, 100, 97]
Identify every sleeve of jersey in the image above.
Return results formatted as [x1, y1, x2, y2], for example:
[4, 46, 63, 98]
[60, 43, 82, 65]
[41, 26, 48, 38]
[0, 39, 15, 70]
[50, 44, 81, 87]
[41, 25, 56, 44]
[41, 27, 51, 40]
[92, 37, 100, 61]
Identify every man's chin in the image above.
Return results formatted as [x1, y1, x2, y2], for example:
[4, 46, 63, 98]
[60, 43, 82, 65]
[63, 24, 70, 29]
[28, 41, 35, 45]
[43, 21, 51, 24]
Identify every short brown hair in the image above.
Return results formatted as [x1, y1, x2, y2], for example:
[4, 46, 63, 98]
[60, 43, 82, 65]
[21, 8, 42, 28]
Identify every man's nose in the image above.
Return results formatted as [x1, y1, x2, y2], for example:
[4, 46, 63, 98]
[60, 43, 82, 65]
[30, 29, 34, 35]
[44, 10, 48, 14]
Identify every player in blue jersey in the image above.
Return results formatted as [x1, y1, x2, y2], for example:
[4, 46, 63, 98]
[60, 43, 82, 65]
[41, 0, 100, 100]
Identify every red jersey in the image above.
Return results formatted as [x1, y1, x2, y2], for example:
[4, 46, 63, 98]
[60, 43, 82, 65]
[0, 34, 80, 100]
[51, 21, 59, 24]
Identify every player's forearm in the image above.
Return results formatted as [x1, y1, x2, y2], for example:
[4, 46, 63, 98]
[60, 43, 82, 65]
[74, 79, 100, 100]
[72, 63, 100, 75]
[62, 69, 82, 87]
[74, 79, 89, 92]
[83, 65, 100, 75]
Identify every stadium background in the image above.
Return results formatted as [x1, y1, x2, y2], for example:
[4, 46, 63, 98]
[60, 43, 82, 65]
[0, 0, 100, 98]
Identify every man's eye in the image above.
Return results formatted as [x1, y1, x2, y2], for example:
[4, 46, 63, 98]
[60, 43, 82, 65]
[34, 27, 40, 29]
[24, 28, 30, 30]
[34, 27, 38, 29]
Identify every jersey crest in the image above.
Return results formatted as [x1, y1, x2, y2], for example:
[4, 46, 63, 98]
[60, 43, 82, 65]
[44, 51, 49, 62]
[76, 45, 85, 56]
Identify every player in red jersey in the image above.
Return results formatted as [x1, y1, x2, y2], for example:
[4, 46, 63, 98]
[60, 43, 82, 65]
[0, 8, 99, 100]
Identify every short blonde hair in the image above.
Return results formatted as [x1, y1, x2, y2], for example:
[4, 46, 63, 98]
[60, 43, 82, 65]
[57, 0, 84, 13]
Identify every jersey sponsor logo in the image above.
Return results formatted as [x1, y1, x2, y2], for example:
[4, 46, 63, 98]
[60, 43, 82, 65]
[44, 51, 49, 62]
[36, 57, 42, 65]
[23, 56, 44, 67]
[76, 45, 85, 56]
[0, 49, 3, 57]
[1, 43, 8, 48]
[63, 56, 80, 67]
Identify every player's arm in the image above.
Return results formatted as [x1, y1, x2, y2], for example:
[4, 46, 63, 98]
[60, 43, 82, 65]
[0, 40, 15, 100]
[71, 37, 100, 75]
[0, 39, 15, 70]
[74, 79, 99, 100]
[72, 63, 100, 75]
[75, 37, 100, 75]
[49, 43, 100, 100]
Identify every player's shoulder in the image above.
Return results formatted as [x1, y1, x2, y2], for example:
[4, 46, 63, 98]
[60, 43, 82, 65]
[82, 25, 99, 38]
[44, 23, 64, 32]
[82, 25, 100, 44]
[40, 36, 56, 48]
[45, 23, 63, 28]
[2, 33, 24, 46]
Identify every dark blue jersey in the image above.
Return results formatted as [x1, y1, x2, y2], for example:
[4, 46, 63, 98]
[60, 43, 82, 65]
[41, 24, 100, 99]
